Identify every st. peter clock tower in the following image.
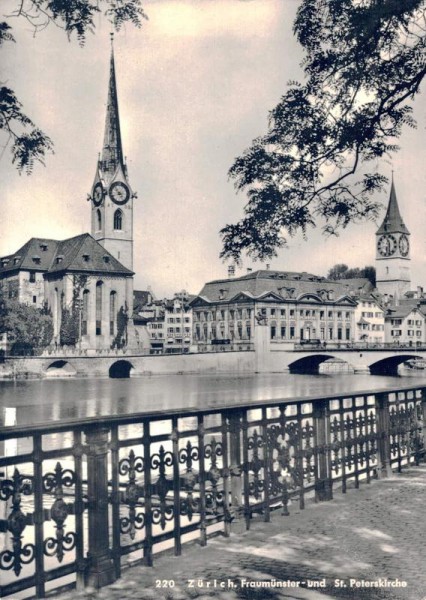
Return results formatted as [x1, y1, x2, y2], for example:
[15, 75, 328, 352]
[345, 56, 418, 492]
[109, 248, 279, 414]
[90, 41, 134, 272]
[375, 178, 411, 299]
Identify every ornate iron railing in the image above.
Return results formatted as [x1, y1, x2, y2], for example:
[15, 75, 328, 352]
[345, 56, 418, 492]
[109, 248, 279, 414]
[0, 384, 425, 598]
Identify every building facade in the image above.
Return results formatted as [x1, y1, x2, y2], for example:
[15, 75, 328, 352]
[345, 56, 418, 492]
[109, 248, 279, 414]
[354, 295, 385, 344]
[190, 270, 358, 350]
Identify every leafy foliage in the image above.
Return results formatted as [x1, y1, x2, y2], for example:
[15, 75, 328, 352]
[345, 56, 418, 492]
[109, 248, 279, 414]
[59, 307, 78, 346]
[0, 290, 54, 352]
[327, 263, 376, 285]
[221, 0, 426, 262]
[1, 0, 147, 173]
[111, 303, 129, 349]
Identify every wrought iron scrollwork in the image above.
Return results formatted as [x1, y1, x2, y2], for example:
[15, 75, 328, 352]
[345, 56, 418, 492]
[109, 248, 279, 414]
[119, 450, 145, 540]
[179, 441, 200, 521]
[43, 462, 76, 563]
[0, 468, 35, 576]
[204, 437, 224, 514]
[151, 446, 174, 530]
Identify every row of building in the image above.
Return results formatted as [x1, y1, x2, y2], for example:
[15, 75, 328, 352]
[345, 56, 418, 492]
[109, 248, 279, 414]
[130, 271, 426, 353]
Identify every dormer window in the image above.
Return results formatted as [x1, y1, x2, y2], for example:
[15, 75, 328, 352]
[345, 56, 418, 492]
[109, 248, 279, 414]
[56, 255, 64, 264]
[219, 288, 228, 300]
[14, 257, 20, 265]
[40, 244, 48, 251]
[32, 255, 41, 265]
[82, 254, 90, 262]
[103, 255, 110, 264]
[1, 258, 9, 268]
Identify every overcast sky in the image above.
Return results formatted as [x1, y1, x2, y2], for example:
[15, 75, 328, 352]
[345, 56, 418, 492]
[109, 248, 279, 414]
[1, 0, 425, 297]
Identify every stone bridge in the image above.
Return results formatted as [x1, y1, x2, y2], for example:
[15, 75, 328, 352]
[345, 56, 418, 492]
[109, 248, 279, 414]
[268, 347, 426, 375]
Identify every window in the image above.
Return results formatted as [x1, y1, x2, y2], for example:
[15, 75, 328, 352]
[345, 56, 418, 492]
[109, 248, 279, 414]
[280, 309, 286, 317]
[114, 209, 123, 230]
[270, 325, 276, 339]
[281, 326, 286, 338]
[32, 295, 37, 304]
[82, 290, 89, 336]
[320, 311, 325, 319]
[416, 331, 422, 337]
[328, 311, 333, 318]
[346, 328, 350, 340]
[290, 309, 295, 317]
[29, 272, 36, 283]
[345, 312, 350, 319]
[299, 310, 304, 317]
[270, 308, 276, 316]
[96, 281, 103, 335]
[408, 330, 414, 337]
[416, 320, 422, 327]
[96, 209, 102, 231]
[290, 326, 295, 339]
[337, 312, 342, 319]
[110, 291, 116, 335]
[337, 328, 342, 340]
[328, 327, 333, 340]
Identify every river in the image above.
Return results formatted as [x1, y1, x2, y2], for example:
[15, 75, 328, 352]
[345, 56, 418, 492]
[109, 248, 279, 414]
[1, 371, 426, 427]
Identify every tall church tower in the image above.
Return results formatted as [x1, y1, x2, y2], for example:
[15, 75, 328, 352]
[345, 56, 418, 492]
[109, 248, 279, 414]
[375, 178, 411, 299]
[90, 40, 134, 271]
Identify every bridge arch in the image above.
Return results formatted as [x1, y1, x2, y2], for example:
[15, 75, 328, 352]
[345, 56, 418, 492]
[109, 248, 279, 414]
[44, 360, 77, 377]
[109, 360, 134, 379]
[369, 354, 424, 376]
[288, 354, 353, 375]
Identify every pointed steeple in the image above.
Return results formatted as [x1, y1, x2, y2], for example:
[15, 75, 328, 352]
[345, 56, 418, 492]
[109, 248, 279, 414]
[376, 177, 409, 235]
[100, 37, 125, 178]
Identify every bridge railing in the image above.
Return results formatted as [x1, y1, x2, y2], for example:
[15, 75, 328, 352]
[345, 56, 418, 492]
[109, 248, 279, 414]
[0, 384, 425, 598]
[293, 342, 426, 352]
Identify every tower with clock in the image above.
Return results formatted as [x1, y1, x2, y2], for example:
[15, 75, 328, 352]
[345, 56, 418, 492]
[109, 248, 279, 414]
[375, 178, 411, 299]
[90, 41, 135, 272]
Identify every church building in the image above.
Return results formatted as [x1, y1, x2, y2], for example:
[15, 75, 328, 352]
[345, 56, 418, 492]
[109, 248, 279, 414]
[0, 44, 136, 351]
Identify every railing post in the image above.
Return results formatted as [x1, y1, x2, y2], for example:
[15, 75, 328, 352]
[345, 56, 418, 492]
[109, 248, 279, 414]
[420, 388, 426, 463]
[375, 392, 392, 478]
[228, 410, 244, 530]
[84, 425, 115, 589]
[313, 399, 332, 501]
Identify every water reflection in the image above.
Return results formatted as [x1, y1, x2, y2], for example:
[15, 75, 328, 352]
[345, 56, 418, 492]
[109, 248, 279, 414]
[1, 372, 426, 427]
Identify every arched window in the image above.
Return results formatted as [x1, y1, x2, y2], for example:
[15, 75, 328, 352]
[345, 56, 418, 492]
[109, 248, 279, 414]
[110, 291, 116, 335]
[114, 209, 123, 230]
[96, 281, 103, 335]
[82, 289, 90, 336]
[96, 209, 102, 231]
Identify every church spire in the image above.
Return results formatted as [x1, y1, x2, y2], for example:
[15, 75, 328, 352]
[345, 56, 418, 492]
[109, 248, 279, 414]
[100, 36, 125, 177]
[376, 177, 409, 235]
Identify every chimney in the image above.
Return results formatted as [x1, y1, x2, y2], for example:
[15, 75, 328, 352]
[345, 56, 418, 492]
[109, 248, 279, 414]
[266, 264, 270, 270]
[247, 268, 252, 273]
[228, 265, 235, 279]
[417, 286, 423, 298]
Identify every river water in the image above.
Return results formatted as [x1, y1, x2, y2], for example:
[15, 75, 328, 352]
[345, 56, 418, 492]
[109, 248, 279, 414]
[1, 371, 426, 427]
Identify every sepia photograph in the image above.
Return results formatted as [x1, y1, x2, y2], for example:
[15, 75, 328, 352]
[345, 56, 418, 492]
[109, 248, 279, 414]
[0, 0, 425, 598]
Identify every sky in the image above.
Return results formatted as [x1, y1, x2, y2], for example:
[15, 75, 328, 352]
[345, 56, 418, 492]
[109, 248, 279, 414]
[1, 0, 425, 297]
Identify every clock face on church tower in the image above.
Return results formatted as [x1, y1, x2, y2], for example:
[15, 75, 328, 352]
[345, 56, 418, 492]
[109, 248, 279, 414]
[377, 234, 397, 257]
[109, 181, 130, 205]
[92, 182, 104, 207]
[399, 234, 410, 257]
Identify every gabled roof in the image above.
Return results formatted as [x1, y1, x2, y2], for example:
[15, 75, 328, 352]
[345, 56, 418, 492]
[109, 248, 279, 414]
[0, 234, 133, 277]
[0, 238, 59, 275]
[385, 303, 426, 320]
[377, 179, 409, 235]
[192, 269, 360, 305]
